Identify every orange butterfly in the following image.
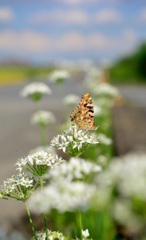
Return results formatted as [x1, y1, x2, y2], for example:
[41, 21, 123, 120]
[70, 93, 97, 131]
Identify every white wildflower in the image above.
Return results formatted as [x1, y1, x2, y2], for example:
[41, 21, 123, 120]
[29, 180, 97, 213]
[21, 82, 52, 101]
[63, 94, 80, 106]
[95, 152, 146, 229]
[82, 229, 90, 238]
[30, 146, 56, 155]
[94, 105, 102, 116]
[113, 199, 142, 230]
[47, 157, 101, 181]
[32, 230, 66, 240]
[31, 110, 56, 126]
[98, 133, 112, 145]
[51, 125, 98, 157]
[98, 155, 108, 167]
[49, 70, 69, 84]
[0, 173, 38, 201]
[92, 83, 119, 97]
[84, 67, 101, 85]
[16, 150, 63, 177]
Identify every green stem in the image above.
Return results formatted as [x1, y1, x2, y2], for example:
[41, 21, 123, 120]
[35, 101, 47, 147]
[35, 101, 40, 112]
[39, 177, 48, 240]
[25, 201, 37, 240]
[77, 211, 83, 240]
[39, 126, 47, 147]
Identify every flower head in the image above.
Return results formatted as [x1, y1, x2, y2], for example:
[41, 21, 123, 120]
[16, 150, 63, 177]
[21, 82, 52, 101]
[29, 180, 97, 213]
[0, 173, 38, 201]
[51, 125, 98, 157]
[92, 83, 119, 98]
[82, 229, 90, 238]
[49, 70, 69, 84]
[63, 94, 80, 107]
[46, 157, 101, 182]
[98, 133, 112, 145]
[32, 229, 66, 240]
[95, 152, 146, 229]
[31, 110, 56, 127]
[29, 155, 101, 214]
[30, 146, 56, 155]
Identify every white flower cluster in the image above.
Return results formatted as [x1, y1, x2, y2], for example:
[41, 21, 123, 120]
[30, 146, 56, 155]
[31, 110, 56, 126]
[97, 152, 146, 200]
[29, 157, 101, 214]
[47, 157, 101, 181]
[112, 199, 141, 230]
[51, 125, 98, 156]
[92, 83, 119, 98]
[98, 133, 112, 145]
[49, 70, 69, 84]
[94, 105, 102, 117]
[29, 180, 97, 213]
[16, 150, 63, 177]
[63, 94, 80, 106]
[82, 229, 90, 238]
[21, 82, 52, 100]
[95, 152, 146, 229]
[32, 229, 66, 240]
[84, 67, 102, 87]
[0, 173, 38, 201]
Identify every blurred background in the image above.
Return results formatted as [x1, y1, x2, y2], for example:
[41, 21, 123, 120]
[0, 0, 146, 239]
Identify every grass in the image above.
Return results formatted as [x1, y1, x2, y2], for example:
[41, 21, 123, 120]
[0, 66, 53, 86]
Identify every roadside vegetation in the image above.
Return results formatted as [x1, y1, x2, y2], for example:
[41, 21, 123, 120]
[1, 68, 146, 239]
[0, 66, 53, 85]
[109, 42, 146, 84]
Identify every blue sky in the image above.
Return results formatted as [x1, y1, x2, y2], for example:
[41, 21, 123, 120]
[0, 0, 146, 64]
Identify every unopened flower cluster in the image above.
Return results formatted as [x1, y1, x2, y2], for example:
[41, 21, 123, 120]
[51, 125, 98, 156]
[21, 82, 52, 101]
[16, 150, 63, 177]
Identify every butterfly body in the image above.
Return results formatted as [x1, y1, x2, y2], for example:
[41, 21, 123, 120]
[70, 93, 97, 131]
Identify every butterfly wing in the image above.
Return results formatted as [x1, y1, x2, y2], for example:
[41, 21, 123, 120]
[70, 93, 97, 130]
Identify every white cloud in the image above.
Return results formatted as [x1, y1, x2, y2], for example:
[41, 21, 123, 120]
[0, 31, 49, 53]
[138, 9, 146, 22]
[62, 0, 98, 4]
[30, 8, 123, 26]
[0, 30, 138, 58]
[30, 9, 90, 25]
[95, 9, 122, 23]
[0, 7, 14, 22]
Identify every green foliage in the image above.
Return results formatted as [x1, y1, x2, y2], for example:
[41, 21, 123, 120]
[0, 66, 53, 85]
[109, 42, 146, 83]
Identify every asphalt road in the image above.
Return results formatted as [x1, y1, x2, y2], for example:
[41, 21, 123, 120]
[115, 84, 146, 107]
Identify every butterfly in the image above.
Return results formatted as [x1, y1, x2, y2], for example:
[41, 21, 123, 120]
[70, 92, 97, 131]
